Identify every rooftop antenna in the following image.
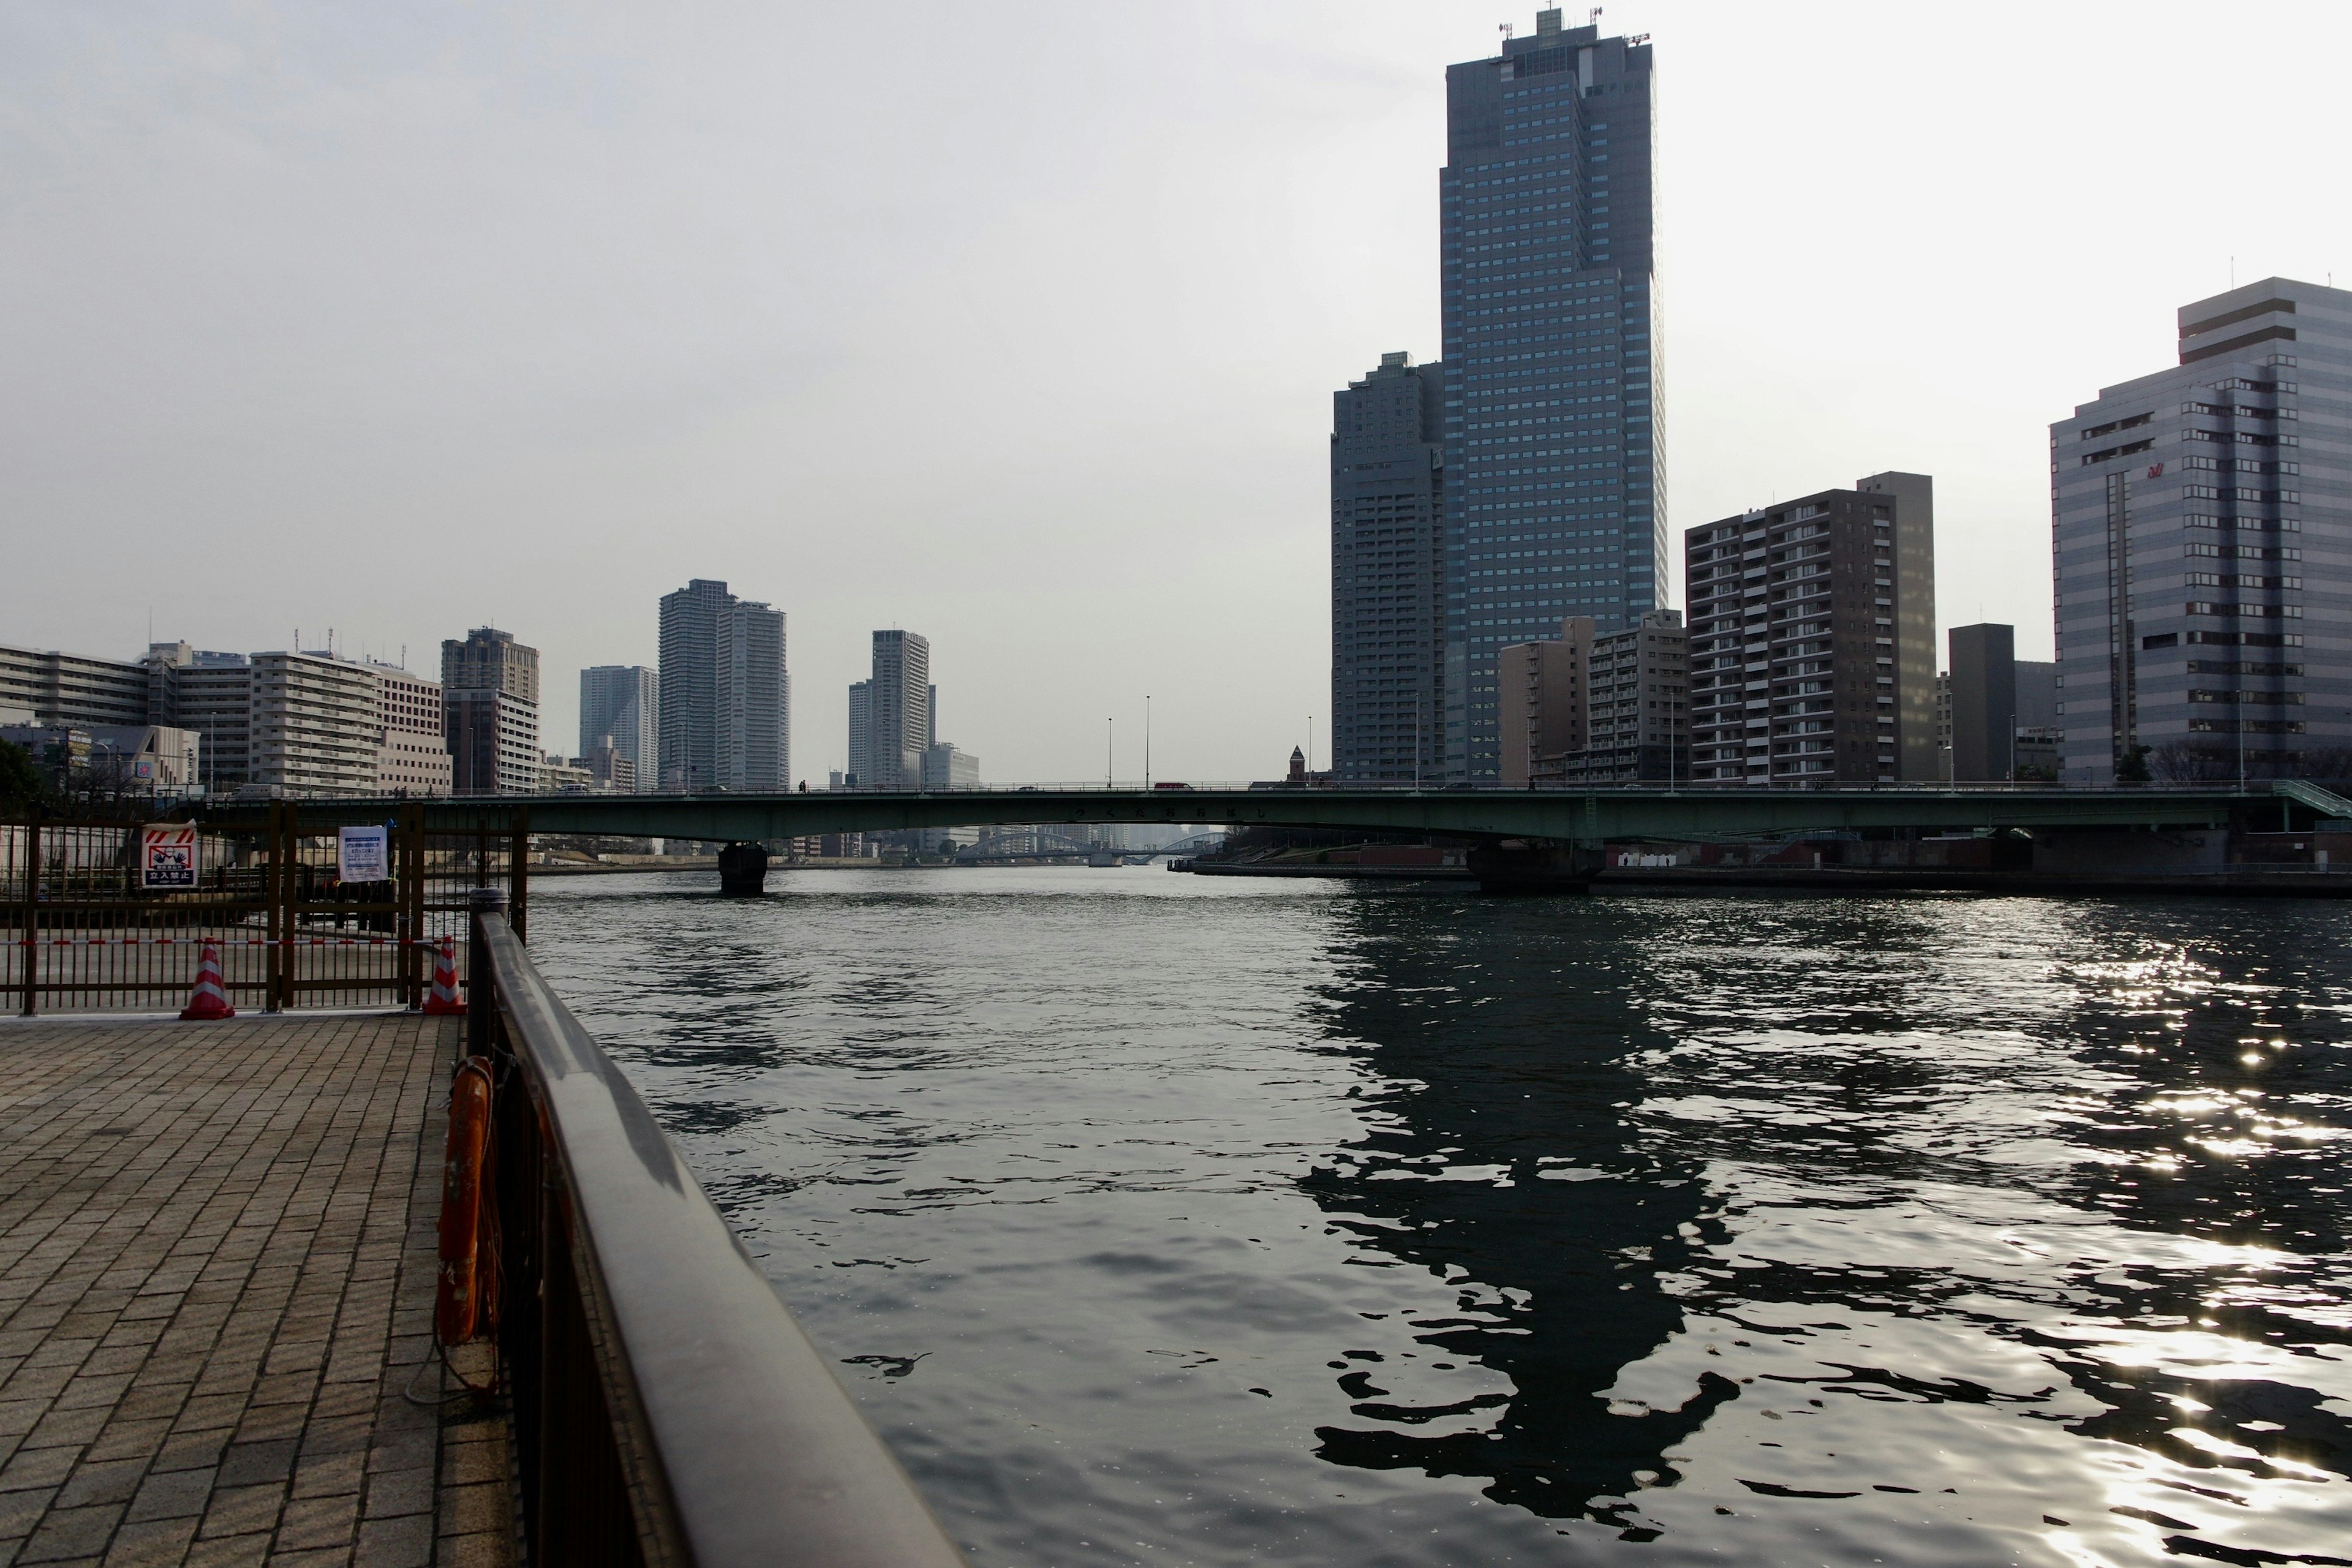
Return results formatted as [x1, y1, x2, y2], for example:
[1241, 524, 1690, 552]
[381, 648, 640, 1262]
[1589, 7, 1602, 21]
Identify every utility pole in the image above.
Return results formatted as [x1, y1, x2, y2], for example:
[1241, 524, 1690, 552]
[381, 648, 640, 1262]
[1107, 718, 1114, 788]
[1145, 696, 1152, 789]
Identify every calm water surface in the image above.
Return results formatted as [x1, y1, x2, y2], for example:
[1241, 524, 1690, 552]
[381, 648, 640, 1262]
[531, 869, 2352, 1567]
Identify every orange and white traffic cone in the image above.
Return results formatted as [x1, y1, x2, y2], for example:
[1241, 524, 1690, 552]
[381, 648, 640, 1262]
[422, 936, 466, 1016]
[179, 941, 236, 1021]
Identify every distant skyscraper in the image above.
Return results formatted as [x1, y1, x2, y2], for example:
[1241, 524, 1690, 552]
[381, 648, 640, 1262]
[442, 627, 541, 794]
[1441, 9, 1659, 781]
[657, 579, 790, 793]
[865, 631, 930, 791]
[846, 679, 873, 785]
[1331, 352, 1447, 783]
[1947, 624, 2017, 783]
[2051, 277, 2347, 781]
[579, 665, 657, 789]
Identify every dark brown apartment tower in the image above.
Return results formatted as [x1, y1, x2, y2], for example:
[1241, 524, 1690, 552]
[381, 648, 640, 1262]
[1683, 475, 1936, 783]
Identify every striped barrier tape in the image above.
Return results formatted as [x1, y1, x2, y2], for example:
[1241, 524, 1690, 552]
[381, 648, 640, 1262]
[10, 935, 441, 948]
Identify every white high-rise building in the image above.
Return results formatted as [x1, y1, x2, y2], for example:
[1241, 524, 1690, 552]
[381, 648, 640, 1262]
[865, 631, 930, 791]
[658, 581, 788, 793]
[2052, 279, 2349, 781]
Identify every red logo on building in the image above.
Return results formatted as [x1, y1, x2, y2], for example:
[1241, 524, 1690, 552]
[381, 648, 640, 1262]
[2147, 462, 2164, 478]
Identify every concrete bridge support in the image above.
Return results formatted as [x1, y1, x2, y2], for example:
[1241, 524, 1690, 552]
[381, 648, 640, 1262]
[718, 840, 770, 895]
[1466, 839, 1604, 894]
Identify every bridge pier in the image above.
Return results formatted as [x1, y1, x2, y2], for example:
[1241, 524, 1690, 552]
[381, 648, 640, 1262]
[1467, 839, 1602, 894]
[718, 840, 770, 895]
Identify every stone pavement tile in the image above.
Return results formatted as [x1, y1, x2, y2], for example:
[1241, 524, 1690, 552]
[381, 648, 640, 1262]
[224, 1408, 301, 1447]
[77, 1420, 168, 1472]
[167, 1397, 244, 1436]
[194, 1482, 282, 1543]
[51, 1460, 144, 1510]
[50, 1378, 132, 1416]
[181, 1533, 268, 1568]
[73, 1352, 144, 1384]
[24, 1408, 107, 1450]
[147, 1431, 230, 1476]
[351, 1513, 431, 1568]
[15, 1501, 123, 1564]
[358, 1468, 429, 1521]
[286, 1452, 361, 1503]
[273, 1493, 356, 1553]
[212, 1441, 295, 1491]
[123, 1465, 213, 1525]
[0, 1486, 59, 1537]
[0, 1447, 80, 1493]
[99, 1515, 198, 1568]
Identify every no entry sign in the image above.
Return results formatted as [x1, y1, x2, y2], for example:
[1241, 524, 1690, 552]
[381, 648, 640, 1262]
[140, 824, 200, 891]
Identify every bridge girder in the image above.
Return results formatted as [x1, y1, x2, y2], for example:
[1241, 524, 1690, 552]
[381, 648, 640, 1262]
[197, 787, 2259, 844]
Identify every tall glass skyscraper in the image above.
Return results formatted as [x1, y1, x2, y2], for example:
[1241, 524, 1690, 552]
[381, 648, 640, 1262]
[1439, 9, 1659, 780]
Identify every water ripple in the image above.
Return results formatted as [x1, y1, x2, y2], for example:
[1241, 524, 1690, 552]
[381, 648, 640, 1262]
[533, 870, 2352, 1566]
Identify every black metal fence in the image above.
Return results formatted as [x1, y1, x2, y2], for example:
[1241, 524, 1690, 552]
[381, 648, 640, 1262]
[470, 908, 967, 1568]
[4, 804, 529, 1014]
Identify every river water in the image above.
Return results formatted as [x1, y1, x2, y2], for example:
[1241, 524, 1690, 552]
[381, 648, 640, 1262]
[530, 868, 2352, 1567]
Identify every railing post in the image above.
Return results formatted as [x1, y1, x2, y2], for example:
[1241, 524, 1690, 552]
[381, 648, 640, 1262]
[467, 887, 505, 1060]
[18, 807, 41, 1017]
[509, 810, 529, 944]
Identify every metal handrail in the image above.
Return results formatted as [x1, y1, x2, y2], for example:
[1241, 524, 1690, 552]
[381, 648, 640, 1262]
[476, 912, 967, 1568]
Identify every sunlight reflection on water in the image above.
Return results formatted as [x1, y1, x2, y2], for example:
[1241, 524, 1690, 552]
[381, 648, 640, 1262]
[533, 870, 2352, 1567]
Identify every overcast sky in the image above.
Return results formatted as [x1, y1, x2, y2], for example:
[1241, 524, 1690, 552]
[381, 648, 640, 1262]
[6, 2, 2348, 782]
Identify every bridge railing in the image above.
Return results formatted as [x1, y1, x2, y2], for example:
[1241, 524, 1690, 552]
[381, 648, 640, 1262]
[808, 778, 2304, 796]
[473, 906, 967, 1568]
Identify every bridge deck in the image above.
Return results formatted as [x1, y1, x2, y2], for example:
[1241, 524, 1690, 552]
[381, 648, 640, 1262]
[201, 783, 2267, 845]
[0, 1013, 511, 1567]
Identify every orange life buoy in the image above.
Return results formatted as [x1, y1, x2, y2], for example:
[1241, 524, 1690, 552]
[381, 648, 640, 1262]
[435, 1057, 497, 1346]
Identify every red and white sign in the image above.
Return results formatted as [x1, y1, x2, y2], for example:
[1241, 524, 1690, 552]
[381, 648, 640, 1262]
[140, 824, 200, 891]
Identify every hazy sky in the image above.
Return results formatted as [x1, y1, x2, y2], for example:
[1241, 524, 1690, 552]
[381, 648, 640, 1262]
[6, 2, 2348, 782]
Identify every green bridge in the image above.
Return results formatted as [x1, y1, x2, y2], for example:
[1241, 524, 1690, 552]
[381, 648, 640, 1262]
[198, 781, 2342, 844]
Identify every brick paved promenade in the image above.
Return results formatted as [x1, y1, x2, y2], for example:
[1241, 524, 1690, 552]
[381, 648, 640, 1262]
[0, 1014, 513, 1567]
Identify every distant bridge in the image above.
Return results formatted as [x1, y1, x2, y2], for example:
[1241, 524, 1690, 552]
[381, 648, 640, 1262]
[196, 781, 2322, 845]
[952, 829, 1227, 864]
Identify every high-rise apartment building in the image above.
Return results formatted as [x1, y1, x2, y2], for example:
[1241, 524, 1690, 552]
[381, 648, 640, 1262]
[0, 644, 149, 727]
[579, 666, 657, 789]
[1499, 608, 1689, 785]
[1332, 352, 1447, 783]
[144, 644, 252, 793]
[1570, 608, 1688, 782]
[863, 632, 930, 791]
[845, 680, 873, 785]
[370, 660, 450, 796]
[443, 627, 541, 795]
[657, 581, 790, 793]
[2051, 278, 2349, 781]
[1684, 476, 1937, 783]
[246, 652, 385, 795]
[1497, 619, 1590, 786]
[1440, 9, 1659, 781]
[720, 601, 789, 792]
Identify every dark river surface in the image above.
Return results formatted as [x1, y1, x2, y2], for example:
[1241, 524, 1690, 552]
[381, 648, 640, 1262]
[530, 868, 2352, 1567]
